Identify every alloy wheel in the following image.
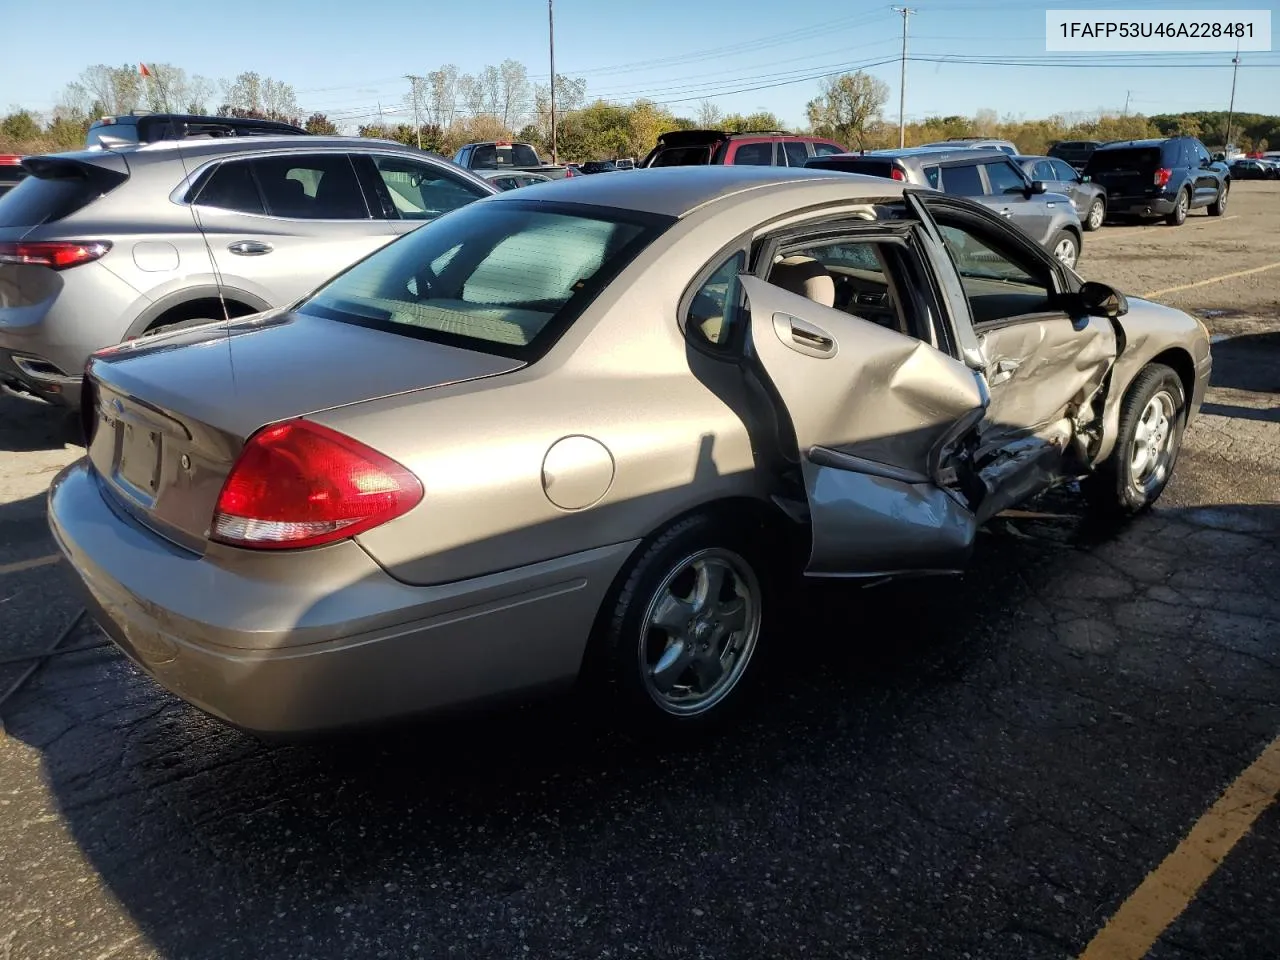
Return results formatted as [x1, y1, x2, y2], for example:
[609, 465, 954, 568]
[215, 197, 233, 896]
[1054, 236, 1079, 269]
[1129, 389, 1178, 492]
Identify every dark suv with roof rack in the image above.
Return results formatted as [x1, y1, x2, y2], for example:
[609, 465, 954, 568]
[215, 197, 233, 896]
[86, 112, 309, 149]
[640, 130, 845, 168]
[1083, 136, 1230, 227]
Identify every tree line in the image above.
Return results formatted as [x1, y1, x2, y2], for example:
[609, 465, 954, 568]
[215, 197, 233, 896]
[1, 60, 1275, 161]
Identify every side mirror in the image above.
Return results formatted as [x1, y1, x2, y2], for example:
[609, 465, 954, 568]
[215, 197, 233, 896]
[1077, 280, 1128, 319]
[1029, 180, 1048, 195]
[1079, 174, 1091, 183]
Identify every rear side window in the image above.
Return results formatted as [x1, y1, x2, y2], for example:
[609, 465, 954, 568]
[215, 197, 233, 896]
[938, 163, 983, 196]
[808, 157, 894, 178]
[923, 165, 941, 188]
[651, 145, 713, 167]
[1087, 147, 1162, 173]
[813, 142, 845, 157]
[782, 141, 810, 166]
[194, 160, 265, 215]
[469, 144, 540, 168]
[299, 201, 670, 359]
[731, 142, 775, 166]
[252, 154, 368, 219]
[983, 161, 1027, 195]
[0, 167, 126, 227]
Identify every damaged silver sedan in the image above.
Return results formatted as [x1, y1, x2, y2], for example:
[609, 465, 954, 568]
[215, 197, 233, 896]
[49, 166, 1211, 737]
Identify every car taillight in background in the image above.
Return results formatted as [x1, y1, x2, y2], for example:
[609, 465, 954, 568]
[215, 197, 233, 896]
[0, 241, 112, 269]
[1154, 168, 1173, 187]
[890, 167, 905, 181]
[0, 154, 22, 166]
[211, 420, 424, 550]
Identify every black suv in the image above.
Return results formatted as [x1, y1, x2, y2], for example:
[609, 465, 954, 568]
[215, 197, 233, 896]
[1083, 136, 1230, 226]
[86, 112, 309, 149]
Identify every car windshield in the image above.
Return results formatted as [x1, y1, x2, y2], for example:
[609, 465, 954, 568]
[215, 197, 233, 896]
[298, 200, 671, 359]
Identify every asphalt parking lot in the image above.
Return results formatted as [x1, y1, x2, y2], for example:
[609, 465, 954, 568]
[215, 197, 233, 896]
[1, 183, 1277, 960]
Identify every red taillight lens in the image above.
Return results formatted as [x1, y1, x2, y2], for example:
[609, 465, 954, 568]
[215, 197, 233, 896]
[0, 241, 112, 270]
[890, 167, 905, 181]
[211, 420, 423, 550]
[0, 154, 22, 165]
[1154, 167, 1172, 187]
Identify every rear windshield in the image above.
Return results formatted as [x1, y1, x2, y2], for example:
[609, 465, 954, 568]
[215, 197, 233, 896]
[0, 170, 121, 227]
[470, 144, 541, 168]
[806, 157, 895, 178]
[298, 200, 672, 360]
[1086, 147, 1162, 172]
[649, 145, 714, 167]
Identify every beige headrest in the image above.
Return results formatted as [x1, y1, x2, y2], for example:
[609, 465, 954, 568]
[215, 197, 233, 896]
[769, 255, 835, 308]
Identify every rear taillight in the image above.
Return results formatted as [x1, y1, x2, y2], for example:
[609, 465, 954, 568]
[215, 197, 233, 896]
[1154, 168, 1172, 187]
[211, 420, 423, 550]
[0, 154, 22, 165]
[0, 241, 112, 270]
[890, 167, 905, 181]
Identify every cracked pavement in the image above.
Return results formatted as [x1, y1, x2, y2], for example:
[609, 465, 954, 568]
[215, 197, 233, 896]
[0, 184, 1277, 960]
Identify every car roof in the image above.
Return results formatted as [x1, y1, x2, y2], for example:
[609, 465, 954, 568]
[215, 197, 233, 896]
[1094, 138, 1172, 150]
[96, 135, 441, 161]
[863, 146, 1009, 161]
[487, 165, 905, 217]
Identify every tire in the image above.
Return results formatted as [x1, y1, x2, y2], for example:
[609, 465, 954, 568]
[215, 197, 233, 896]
[587, 512, 779, 738]
[1208, 182, 1229, 216]
[1165, 188, 1190, 226]
[1084, 363, 1187, 521]
[1084, 198, 1105, 231]
[1050, 230, 1080, 269]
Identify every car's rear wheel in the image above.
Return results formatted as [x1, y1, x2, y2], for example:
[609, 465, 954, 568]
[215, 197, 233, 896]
[1208, 182, 1229, 216]
[1084, 362, 1186, 520]
[589, 512, 778, 737]
[1166, 188, 1190, 226]
[1085, 198, 1105, 231]
[1051, 230, 1080, 269]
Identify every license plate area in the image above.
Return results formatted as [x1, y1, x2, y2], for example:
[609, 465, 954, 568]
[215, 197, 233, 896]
[113, 419, 162, 504]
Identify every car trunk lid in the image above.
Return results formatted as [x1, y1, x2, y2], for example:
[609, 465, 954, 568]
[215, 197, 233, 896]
[1085, 146, 1163, 196]
[83, 311, 524, 552]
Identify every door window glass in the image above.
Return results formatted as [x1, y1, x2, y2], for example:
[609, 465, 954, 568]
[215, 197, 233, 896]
[731, 142, 774, 165]
[938, 163, 983, 196]
[983, 160, 1028, 195]
[936, 221, 1054, 325]
[1049, 159, 1078, 181]
[783, 141, 810, 167]
[251, 154, 368, 219]
[768, 240, 915, 338]
[812, 142, 845, 156]
[194, 160, 265, 215]
[686, 251, 746, 347]
[372, 156, 485, 220]
[1032, 160, 1056, 180]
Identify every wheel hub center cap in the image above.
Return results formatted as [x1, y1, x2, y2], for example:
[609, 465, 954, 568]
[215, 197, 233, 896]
[692, 620, 713, 645]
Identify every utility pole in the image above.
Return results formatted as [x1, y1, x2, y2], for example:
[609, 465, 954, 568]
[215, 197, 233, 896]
[1224, 41, 1241, 153]
[1122, 90, 1131, 116]
[548, 0, 558, 163]
[405, 74, 424, 150]
[892, 6, 917, 149]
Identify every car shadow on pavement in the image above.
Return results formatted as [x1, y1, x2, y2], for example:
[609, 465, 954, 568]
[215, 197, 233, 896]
[0, 393, 82, 452]
[4, 498, 1279, 960]
[1206, 332, 1280, 395]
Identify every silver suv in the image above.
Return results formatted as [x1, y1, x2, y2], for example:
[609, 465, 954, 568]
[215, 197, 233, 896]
[0, 137, 498, 407]
[805, 147, 1083, 268]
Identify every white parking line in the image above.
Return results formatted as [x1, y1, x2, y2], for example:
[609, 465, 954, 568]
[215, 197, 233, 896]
[0, 554, 60, 577]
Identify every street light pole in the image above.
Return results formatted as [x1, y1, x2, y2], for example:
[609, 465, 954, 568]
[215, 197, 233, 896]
[892, 6, 917, 149]
[549, 0, 558, 164]
[405, 74, 424, 150]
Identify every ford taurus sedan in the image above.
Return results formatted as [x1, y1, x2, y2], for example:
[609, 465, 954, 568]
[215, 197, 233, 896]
[49, 166, 1211, 738]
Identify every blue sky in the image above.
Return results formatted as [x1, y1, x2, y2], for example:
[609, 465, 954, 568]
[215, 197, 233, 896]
[3, 0, 1277, 128]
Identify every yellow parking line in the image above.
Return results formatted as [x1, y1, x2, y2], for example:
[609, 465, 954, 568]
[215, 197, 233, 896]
[1077, 734, 1280, 960]
[1143, 260, 1280, 299]
[1088, 215, 1238, 241]
[0, 554, 61, 577]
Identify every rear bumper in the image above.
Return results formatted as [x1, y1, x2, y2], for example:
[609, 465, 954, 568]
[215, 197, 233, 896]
[48, 459, 638, 736]
[1105, 194, 1177, 216]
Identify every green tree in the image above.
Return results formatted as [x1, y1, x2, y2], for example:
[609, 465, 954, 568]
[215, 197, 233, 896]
[805, 71, 888, 150]
[304, 112, 339, 135]
[1, 110, 42, 142]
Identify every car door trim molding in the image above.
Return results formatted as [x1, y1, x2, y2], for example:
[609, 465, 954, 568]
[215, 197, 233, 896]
[808, 446, 931, 485]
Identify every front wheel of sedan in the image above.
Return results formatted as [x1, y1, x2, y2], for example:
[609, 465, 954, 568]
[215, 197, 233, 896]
[1051, 230, 1080, 269]
[1084, 198, 1105, 231]
[1083, 362, 1187, 521]
[590, 513, 777, 737]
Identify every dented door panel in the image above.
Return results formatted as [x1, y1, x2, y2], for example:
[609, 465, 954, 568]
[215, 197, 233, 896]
[742, 275, 987, 575]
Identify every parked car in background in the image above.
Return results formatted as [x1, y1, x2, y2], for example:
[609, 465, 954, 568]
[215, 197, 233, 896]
[641, 130, 845, 168]
[477, 170, 553, 190]
[1083, 136, 1230, 226]
[0, 154, 25, 198]
[0, 137, 497, 407]
[580, 161, 618, 174]
[1048, 140, 1104, 171]
[614, 158, 636, 170]
[87, 112, 309, 148]
[452, 140, 572, 179]
[806, 148, 1083, 267]
[919, 137, 1020, 156]
[1015, 155, 1109, 230]
[50, 166, 1210, 738]
[1228, 158, 1275, 180]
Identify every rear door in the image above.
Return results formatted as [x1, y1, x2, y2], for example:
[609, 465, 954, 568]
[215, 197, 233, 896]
[1047, 159, 1090, 212]
[742, 270, 988, 576]
[190, 151, 396, 306]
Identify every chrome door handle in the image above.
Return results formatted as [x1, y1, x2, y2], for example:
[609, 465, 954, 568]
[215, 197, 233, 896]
[227, 240, 273, 256]
[772, 312, 837, 358]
